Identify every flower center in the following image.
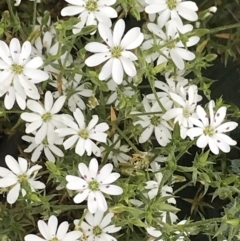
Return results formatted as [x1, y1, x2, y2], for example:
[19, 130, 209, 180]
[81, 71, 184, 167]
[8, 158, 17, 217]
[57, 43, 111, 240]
[42, 112, 52, 122]
[111, 46, 123, 58]
[78, 129, 89, 139]
[12, 64, 24, 74]
[18, 174, 28, 183]
[167, 0, 177, 10]
[150, 116, 161, 126]
[203, 126, 215, 137]
[168, 41, 175, 49]
[88, 180, 99, 191]
[85, 0, 98, 12]
[50, 237, 59, 241]
[42, 137, 48, 145]
[93, 226, 102, 236]
[183, 108, 190, 118]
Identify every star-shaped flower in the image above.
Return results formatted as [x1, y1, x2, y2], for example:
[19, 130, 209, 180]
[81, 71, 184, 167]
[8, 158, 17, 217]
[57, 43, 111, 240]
[66, 158, 123, 213]
[187, 100, 238, 154]
[85, 19, 144, 84]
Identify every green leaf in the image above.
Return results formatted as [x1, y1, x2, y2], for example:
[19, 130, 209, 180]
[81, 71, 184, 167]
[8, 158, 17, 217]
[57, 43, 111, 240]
[80, 25, 97, 35]
[152, 202, 180, 212]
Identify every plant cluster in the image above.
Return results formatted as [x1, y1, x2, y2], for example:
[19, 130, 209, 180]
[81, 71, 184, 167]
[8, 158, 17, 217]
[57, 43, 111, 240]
[0, 0, 240, 241]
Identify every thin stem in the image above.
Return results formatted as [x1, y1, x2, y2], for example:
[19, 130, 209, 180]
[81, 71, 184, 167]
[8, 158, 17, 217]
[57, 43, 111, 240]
[148, 78, 166, 113]
[6, 0, 26, 38]
[129, 111, 163, 117]
[173, 181, 192, 195]
[179, 217, 223, 229]
[32, 0, 37, 31]
[209, 22, 240, 34]
[114, 124, 141, 154]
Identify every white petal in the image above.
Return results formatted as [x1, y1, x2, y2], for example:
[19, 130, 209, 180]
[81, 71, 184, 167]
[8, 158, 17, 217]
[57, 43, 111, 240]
[170, 49, 184, 70]
[24, 235, 45, 241]
[100, 212, 113, 228]
[97, 163, 113, 182]
[21, 113, 41, 122]
[24, 69, 49, 82]
[120, 57, 136, 77]
[196, 134, 209, 148]
[63, 135, 79, 150]
[7, 183, 20, 204]
[61, 231, 82, 241]
[100, 185, 123, 195]
[112, 58, 123, 84]
[73, 189, 90, 204]
[35, 123, 48, 144]
[96, 191, 108, 212]
[208, 137, 219, 155]
[74, 108, 86, 129]
[87, 191, 97, 213]
[139, 125, 154, 143]
[4, 87, 15, 110]
[25, 57, 43, 69]
[186, 127, 203, 138]
[5, 155, 21, 175]
[216, 122, 238, 133]
[89, 158, 99, 179]
[51, 95, 66, 114]
[56, 221, 69, 239]
[113, 19, 125, 45]
[44, 91, 53, 112]
[27, 100, 45, 114]
[85, 42, 110, 53]
[38, 220, 52, 240]
[99, 58, 113, 81]
[98, 23, 114, 47]
[10, 38, 21, 63]
[61, 6, 84, 16]
[85, 53, 110, 67]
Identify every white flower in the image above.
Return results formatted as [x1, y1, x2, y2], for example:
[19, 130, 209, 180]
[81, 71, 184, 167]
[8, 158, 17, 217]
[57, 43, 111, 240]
[66, 158, 123, 213]
[34, 13, 56, 36]
[162, 85, 201, 138]
[74, 210, 121, 241]
[0, 155, 45, 204]
[136, 0, 156, 21]
[21, 91, 66, 145]
[145, 161, 176, 204]
[55, 108, 109, 157]
[100, 134, 131, 168]
[147, 220, 187, 240]
[85, 19, 144, 84]
[146, 71, 189, 107]
[106, 77, 136, 106]
[133, 98, 172, 146]
[31, 31, 72, 77]
[0, 38, 49, 110]
[22, 131, 64, 163]
[24, 215, 82, 241]
[50, 74, 93, 111]
[145, 0, 198, 28]
[15, 0, 40, 7]
[61, 0, 118, 34]
[142, 20, 199, 69]
[187, 100, 238, 155]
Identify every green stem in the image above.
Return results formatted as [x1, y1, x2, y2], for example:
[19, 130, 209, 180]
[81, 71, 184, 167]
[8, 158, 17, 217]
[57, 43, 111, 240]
[129, 111, 163, 117]
[6, 0, 26, 38]
[209, 22, 240, 34]
[32, 0, 37, 31]
[173, 181, 192, 195]
[179, 217, 223, 229]
[149, 78, 166, 113]
[114, 124, 141, 154]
